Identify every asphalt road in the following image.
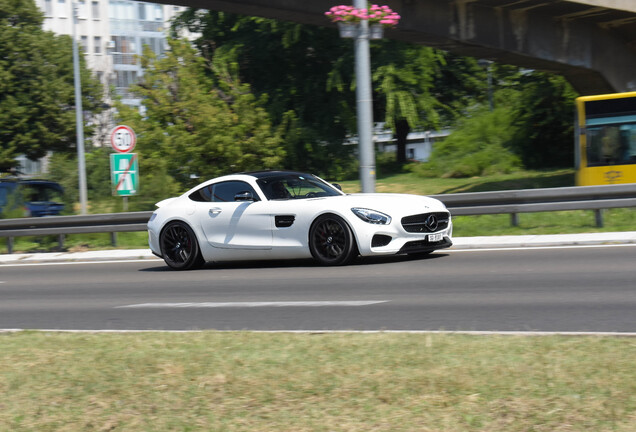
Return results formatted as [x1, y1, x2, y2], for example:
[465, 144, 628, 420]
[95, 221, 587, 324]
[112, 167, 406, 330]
[1, 244, 635, 332]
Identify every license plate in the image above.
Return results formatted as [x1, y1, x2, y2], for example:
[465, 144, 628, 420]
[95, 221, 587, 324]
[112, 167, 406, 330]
[428, 233, 443, 242]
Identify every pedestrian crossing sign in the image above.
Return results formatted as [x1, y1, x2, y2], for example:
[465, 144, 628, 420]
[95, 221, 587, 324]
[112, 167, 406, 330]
[110, 153, 139, 196]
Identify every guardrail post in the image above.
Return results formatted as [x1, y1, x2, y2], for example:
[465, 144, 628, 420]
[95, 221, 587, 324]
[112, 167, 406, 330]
[510, 213, 519, 227]
[7, 237, 13, 254]
[111, 232, 118, 247]
[58, 234, 65, 250]
[595, 209, 604, 228]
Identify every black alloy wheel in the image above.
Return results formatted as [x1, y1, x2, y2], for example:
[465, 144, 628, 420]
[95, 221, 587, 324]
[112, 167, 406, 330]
[309, 214, 358, 266]
[160, 221, 204, 270]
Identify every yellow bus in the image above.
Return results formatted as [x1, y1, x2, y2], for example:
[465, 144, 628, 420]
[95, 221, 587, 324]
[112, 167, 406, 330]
[575, 91, 636, 186]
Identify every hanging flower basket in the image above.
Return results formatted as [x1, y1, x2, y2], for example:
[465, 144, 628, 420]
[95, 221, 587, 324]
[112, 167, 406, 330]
[325, 4, 401, 34]
[366, 4, 401, 28]
[337, 21, 358, 38]
[369, 23, 384, 39]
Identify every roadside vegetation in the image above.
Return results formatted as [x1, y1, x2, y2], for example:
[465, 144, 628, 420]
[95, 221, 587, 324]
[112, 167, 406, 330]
[1, 331, 635, 431]
[1, 168, 634, 254]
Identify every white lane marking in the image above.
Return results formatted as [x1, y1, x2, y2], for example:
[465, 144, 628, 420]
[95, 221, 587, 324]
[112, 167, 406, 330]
[116, 300, 389, 309]
[2, 329, 636, 337]
[0, 259, 161, 267]
[448, 243, 636, 253]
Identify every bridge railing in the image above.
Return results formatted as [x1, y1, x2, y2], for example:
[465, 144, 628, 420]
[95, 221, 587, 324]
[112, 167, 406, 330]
[1, 183, 635, 254]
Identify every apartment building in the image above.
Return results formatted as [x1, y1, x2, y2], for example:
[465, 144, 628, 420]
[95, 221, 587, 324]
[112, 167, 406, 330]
[35, 0, 187, 106]
[13, 0, 186, 174]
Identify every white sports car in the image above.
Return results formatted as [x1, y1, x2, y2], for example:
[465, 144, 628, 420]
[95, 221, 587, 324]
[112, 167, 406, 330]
[148, 171, 452, 270]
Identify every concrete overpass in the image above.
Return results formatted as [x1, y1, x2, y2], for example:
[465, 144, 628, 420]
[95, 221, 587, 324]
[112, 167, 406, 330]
[157, 0, 636, 95]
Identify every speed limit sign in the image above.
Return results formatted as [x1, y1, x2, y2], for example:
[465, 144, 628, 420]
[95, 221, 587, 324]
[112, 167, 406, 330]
[110, 125, 136, 153]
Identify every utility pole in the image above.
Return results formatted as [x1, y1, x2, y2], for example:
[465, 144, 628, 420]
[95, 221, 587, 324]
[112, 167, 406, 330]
[72, 2, 88, 214]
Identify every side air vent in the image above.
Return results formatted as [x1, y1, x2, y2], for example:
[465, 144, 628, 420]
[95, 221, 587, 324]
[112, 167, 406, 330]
[275, 215, 295, 228]
[371, 234, 392, 247]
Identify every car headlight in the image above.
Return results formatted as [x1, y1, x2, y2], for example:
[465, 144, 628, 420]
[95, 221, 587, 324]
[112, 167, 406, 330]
[148, 213, 158, 222]
[351, 208, 392, 225]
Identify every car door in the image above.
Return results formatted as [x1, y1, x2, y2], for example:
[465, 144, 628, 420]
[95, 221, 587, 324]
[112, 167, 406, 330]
[193, 180, 273, 250]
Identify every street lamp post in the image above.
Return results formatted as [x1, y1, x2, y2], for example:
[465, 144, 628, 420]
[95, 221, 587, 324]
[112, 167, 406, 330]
[353, 0, 376, 193]
[72, 2, 88, 214]
[334, 0, 376, 193]
[329, 3, 399, 192]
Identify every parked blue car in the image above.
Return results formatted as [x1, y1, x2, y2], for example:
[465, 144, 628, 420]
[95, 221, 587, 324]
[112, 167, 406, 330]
[0, 179, 65, 217]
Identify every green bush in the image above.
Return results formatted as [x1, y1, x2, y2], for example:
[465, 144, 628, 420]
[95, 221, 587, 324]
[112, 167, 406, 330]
[412, 104, 521, 178]
[376, 151, 406, 178]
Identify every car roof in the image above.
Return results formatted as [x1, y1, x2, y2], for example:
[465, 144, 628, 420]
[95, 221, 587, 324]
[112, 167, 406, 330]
[238, 170, 315, 179]
[0, 179, 63, 190]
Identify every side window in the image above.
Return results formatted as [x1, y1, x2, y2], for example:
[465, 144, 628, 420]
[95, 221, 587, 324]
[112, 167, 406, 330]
[189, 185, 213, 202]
[189, 181, 258, 202]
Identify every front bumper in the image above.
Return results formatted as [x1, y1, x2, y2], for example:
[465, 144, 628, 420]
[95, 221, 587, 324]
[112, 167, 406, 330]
[397, 236, 453, 254]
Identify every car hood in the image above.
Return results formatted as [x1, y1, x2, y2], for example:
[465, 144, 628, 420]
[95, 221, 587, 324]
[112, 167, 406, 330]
[325, 193, 448, 215]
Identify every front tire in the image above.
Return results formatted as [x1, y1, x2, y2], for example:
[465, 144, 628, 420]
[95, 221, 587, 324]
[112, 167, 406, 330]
[309, 214, 358, 266]
[160, 221, 204, 270]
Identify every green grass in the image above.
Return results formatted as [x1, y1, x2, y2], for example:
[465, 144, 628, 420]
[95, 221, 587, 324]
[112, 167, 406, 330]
[2, 169, 635, 254]
[0, 231, 149, 254]
[339, 168, 576, 195]
[1, 332, 635, 432]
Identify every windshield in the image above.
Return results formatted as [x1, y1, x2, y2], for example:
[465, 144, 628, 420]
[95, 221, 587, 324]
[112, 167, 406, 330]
[20, 183, 64, 203]
[586, 123, 636, 166]
[256, 174, 342, 201]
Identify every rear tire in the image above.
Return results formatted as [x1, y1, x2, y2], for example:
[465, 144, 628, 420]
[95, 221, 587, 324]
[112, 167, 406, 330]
[309, 214, 358, 266]
[160, 221, 205, 270]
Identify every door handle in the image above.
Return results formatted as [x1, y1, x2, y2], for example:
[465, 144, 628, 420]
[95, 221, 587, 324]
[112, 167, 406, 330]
[209, 207, 222, 215]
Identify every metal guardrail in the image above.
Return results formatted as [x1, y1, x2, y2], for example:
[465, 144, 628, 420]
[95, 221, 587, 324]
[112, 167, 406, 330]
[432, 183, 636, 227]
[1, 184, 635, 254]
[432, 183, 636, 214]
[0, 212, 153, 254]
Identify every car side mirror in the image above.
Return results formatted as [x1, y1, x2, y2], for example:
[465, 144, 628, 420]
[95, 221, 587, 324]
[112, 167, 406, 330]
[234, 191, 255, 202]
[332, 183, 342, 191]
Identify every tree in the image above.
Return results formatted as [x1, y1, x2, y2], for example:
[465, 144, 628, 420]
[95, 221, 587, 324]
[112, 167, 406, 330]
[372, 42, 445, 164]
[115, 38, 285, 190]
[172, 11, 358, 177]
[0, 0, 103, 172]
[510, 73, 578, 168]
[173, 10, 581, 174]
[173, 11, 489, 169]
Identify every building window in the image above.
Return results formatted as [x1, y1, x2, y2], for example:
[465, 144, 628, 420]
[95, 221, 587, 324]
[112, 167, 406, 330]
[92, 1, 99, 19]
[113, 70, 138, 88]
[154, 4, 163, 21]
[81, 35, 88, 53]
[94, 36, 101, 54]
[138, 3, 146, 20]
[77, 0, 87, 18]
[58, 0, 67, 18]
[44, 0, 53, 16]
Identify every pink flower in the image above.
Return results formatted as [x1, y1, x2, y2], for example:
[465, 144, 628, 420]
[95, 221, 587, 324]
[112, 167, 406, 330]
[325, 4, 400, 27]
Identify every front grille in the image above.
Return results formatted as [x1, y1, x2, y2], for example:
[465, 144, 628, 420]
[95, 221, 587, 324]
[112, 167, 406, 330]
[401, 212, 450, 233]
